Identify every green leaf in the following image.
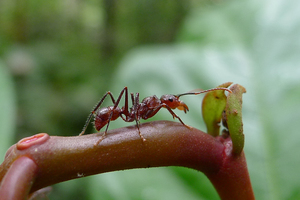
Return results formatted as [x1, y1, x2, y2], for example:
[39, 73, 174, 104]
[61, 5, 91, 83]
[202, 82, 232, 136]
[225, 84, 246, 155]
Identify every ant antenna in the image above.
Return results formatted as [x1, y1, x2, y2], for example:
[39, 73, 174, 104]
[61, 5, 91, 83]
[177, 87, 232, 97]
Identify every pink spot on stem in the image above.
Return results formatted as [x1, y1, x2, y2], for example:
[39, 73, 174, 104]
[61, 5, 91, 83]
[17, 133, 50, 150]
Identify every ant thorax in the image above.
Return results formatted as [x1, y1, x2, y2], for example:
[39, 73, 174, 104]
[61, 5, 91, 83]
[140, 95, 161, 109]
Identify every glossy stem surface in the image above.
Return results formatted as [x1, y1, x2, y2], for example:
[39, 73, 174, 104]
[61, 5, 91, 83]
[0, 156, 38, 200]
[205, 138, 255, 200]
[0, 121, 254, 199]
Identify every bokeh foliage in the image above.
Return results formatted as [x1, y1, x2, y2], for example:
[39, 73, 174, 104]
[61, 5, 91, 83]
[1, 0, 300, 199]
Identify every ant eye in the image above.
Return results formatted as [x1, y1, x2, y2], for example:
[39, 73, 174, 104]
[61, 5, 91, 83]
[168, 98, 173, 102]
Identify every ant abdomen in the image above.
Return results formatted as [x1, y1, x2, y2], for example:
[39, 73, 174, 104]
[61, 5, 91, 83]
[94, 106, 122, 131]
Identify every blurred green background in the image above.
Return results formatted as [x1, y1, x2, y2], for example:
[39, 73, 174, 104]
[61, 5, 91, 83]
[1, 0, 300, 199]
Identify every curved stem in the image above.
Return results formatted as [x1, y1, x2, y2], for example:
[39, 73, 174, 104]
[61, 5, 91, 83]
[29, 121, 224, 192]
[205, 138, 255, 200]
[0, 156, 38, 200]
[0, 121, 254, 199]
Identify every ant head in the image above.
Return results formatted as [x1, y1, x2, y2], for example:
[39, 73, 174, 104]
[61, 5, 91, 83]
[160, 94, 189, 113]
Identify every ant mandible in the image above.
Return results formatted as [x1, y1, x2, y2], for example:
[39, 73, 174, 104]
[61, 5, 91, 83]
[79, 86, 232, 145]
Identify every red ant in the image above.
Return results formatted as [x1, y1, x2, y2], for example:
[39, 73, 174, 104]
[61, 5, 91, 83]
[79, 87, 232, 145]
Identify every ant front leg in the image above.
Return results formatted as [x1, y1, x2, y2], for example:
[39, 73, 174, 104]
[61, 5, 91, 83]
[79, 91, 117, 136]
[144, 104, 191, 129]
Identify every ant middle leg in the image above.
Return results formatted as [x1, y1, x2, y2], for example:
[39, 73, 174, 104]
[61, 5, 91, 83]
[134, 119, 146, 142]
[132, 93, 146, 142]
[122, 92, 146, 142]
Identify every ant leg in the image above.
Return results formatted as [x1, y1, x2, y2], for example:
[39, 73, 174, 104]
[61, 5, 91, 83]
[121, 92, 145, 142]
[131, 93, 135, 105]
[134, 118, 146, 142]
[144, 104, 191, 129]
[80, 91, 116, 136]
[119, 91, 134, 122]
[94, 131, 107, 146]
[133, 93, 146, 142]
[163, 105, 192, 129]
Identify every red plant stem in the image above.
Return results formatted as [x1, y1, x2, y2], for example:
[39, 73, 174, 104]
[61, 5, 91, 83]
[205, 138, 255, 200]
[0, 156, 38, 200]
[0, 121, 254, 199]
